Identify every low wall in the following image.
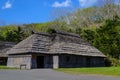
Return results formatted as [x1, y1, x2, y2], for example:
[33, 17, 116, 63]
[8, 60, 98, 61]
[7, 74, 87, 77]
[7, 55, 32, 69]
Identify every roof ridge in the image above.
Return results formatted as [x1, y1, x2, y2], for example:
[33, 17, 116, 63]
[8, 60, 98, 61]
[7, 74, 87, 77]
[32, 31, 51, 36]
[32, 30, 80, 38]
[54, 30, 80, 38]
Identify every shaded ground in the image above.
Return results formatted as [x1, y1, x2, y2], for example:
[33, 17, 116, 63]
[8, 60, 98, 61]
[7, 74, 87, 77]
[0, 69, 120, 80]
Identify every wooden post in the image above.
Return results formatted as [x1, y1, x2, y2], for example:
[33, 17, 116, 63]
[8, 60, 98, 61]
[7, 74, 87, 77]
[53, 55, 59, 69]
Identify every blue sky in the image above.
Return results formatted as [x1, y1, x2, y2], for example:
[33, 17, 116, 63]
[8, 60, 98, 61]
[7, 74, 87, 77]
[0, 0, 103, 25]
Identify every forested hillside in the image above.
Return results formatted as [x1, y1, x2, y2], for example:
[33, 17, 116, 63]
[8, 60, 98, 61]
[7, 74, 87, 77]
[0, 0, 120, 65]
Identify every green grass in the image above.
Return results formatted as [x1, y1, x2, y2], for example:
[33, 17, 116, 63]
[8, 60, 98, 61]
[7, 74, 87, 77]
[55, 67, 120, 76]
[0, 66, 18, 70]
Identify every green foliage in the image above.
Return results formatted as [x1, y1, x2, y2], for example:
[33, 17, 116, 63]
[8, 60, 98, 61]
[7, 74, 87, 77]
[81, 29, 95, 44]
[75, 27, 82, 35]
[0, 22, 54, 42]
[94, 16, 120, 58]
[77, 15, 120, 59]
[107, 56, 120, 66]
[5, 26, 26, 42]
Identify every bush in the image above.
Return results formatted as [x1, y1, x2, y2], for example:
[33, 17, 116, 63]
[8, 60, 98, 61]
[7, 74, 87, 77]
[106, 56, 120, 66]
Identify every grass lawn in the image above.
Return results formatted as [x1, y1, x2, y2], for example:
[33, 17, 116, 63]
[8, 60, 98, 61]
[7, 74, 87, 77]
[0, 66, 18, 69]
[55, 67, 120, 76]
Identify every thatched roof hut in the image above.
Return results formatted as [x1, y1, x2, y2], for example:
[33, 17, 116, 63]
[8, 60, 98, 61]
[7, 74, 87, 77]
[7, 30, 106, 69]
[0, 41, 16, 57]
[0, 41, 16, 65]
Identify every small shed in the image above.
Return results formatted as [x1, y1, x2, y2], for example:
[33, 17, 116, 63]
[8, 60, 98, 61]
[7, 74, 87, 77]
[0, 41, 15, 65]
[7, 30, 106, 69]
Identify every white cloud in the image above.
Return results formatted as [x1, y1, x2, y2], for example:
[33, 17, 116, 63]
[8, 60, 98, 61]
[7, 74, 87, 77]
[52, 0, 71, 8]
[79, 0, 87, 7]
[2, 0, 12, 9]
[78, 0, 97, 8]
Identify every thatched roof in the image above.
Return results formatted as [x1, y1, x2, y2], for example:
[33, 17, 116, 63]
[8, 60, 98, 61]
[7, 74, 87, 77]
[7, 30, 106, 57]
[0, 41, 16, 57]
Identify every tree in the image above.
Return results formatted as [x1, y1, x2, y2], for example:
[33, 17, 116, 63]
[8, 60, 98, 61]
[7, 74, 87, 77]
[5, 26, 26, 42]
[81, 29, 95, 44]
[93, 15, 120, 58]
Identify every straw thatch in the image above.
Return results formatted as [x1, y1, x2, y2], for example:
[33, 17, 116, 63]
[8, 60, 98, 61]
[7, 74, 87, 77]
[7, 30, 105, 57]
[0, 41, 16, 57]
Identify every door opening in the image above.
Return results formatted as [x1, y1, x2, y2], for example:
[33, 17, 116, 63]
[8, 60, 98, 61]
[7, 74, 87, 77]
[37, 56, 44, 68]
[86, 57, 91, 67]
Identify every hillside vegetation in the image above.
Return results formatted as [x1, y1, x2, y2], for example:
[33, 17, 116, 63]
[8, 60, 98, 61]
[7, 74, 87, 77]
[0, 1, 120, 65]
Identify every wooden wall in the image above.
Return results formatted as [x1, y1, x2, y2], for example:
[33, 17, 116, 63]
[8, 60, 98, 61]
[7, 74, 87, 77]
[7, 54, 105, 69]
[59, 55, 105, 68]
[7, 55, 32, 69]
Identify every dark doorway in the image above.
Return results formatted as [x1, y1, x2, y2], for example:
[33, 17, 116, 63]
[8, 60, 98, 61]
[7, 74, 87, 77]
[37, 56, 44, 68]
[86, 57, 91, 67]
[0, 57, 7, 65]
